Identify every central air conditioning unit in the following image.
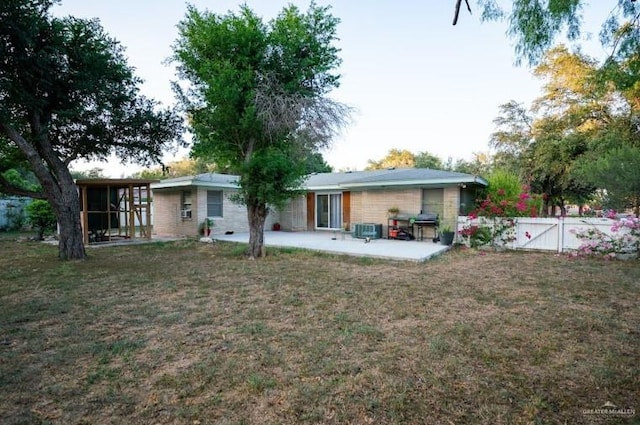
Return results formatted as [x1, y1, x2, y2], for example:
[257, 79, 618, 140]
[353, 223, 382, 239]
[181, 209, 192, 219]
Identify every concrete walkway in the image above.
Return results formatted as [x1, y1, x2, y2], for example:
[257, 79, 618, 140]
[212, 231, 450, 262]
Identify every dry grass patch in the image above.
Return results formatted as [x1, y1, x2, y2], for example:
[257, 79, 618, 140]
[0, 237, 638, 424]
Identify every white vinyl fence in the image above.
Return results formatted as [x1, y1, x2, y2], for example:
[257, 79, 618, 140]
[457, 216, 617, 253]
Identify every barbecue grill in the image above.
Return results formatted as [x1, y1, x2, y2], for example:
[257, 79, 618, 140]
[410, 213, 440, 242]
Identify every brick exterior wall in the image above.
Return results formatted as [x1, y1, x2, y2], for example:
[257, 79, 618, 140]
[152, 187, 277, 237]
[278, 195, 307, 231]
[291, 186, 462, 238]
[442, 186, 461, 232]
[350, 188, 422, 236]
[152, 190, 199, 237]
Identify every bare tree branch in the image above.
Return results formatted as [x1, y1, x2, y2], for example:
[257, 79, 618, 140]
[253, 73, 354, 151]
[453, 0, 472, 25]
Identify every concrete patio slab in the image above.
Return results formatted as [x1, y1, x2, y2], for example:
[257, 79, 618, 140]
[212, 231, 450, 262]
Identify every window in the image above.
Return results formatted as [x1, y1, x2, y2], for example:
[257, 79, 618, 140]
[316, 193, 342, 229]
[207, 190, 223, 217]
[421, 189, 444, 218]
[181, 190, 192, 219]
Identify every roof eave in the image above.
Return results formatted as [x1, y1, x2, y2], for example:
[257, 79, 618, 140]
[343, 177, 488, 189]
[303, 185, 344, 191]
[151, 180, 240, 190]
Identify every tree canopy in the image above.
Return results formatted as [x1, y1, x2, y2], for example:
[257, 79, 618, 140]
[366, 149, 416, 170]
[172, 2, 349, 258]
[365, 149, 491, 175]
[0, 0, 183, 259]
[474, 0, 640, 66]
[578, 144, 640, 214]
[489, 45, 639, 215]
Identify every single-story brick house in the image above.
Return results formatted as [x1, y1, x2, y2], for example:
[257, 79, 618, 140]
[151, 168, 488, 238]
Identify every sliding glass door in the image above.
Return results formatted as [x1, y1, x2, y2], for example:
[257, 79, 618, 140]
[316, 193, 342, 229]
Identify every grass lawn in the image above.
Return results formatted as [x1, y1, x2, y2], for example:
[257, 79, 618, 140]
[0, 235, 638, 424]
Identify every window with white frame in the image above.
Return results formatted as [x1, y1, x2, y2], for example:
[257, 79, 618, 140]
[181, 190, 192, 219]
[207, 190, 223, 217]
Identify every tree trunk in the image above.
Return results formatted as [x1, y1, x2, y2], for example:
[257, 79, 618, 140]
[559, 199, 567, 217]
[246, 201, 268, 259]
[542, 197, 550, 217]
[52, 182, 86, 260]
[36, 227, 45, 241]
[1, 121, 87, 260]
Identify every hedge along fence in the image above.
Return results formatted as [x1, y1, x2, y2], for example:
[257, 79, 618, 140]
[456, 216, 630, 254]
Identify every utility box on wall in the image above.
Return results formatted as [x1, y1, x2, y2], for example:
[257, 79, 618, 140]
[353, 223, 382, 239]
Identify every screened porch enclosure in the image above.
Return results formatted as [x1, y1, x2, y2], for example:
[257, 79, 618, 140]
[76, 179, 156, 244]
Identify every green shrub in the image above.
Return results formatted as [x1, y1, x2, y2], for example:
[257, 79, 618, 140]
[485, 169, 522, 200]
[25, 200, 57, 240]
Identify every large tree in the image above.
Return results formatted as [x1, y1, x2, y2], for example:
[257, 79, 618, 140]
[0, 0, 183, 259]
[172, 3, 349, 259]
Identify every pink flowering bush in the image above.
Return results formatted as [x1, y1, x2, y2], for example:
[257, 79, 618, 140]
[572, 213, 640, 259]
[459, 186, 541, 249]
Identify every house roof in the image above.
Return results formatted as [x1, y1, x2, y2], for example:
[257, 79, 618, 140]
[150, 168, 487, 191]
[303, 168, 488, 190]
[150, 173, 240, 190]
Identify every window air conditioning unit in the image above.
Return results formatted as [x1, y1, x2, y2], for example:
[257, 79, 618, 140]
[181, 209, 192, 219]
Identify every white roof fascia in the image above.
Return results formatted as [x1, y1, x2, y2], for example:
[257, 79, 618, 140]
[343, 177, 487, 189]
[151, 180, 239, 190]
[303, 185, 344, 191]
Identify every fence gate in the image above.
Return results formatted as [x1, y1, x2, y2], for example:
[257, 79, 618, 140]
[516, 218, 562, 252]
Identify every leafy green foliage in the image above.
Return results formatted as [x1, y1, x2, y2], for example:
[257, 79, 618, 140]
[70, 168, 106, 180]
[303, 152, 333, 174]
[442, 153, 493, 176]
[26, 199, 57, 240]
[0, 0, 183, 259]
[235, 147, 307, 210]
[489, 100, 533, 174]
[1, 7, 183, 170]
[1, 169, 38, 194]
[172, 3, 347, 257]
[366, 149, 416, 170]
[527, 124, 594, 213]
[484, 169, 522, 201]
[461, 182, 540, 249]
[133, 158, 218, 179]
[476, 0, 639, 66]
[365, 149, 489, 175]
[577, 145, 640, 215]
[414, 151, 444, 169]
[489, 48, 623, 215]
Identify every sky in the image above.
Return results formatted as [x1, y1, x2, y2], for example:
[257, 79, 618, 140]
[53, 0, 614, 177]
